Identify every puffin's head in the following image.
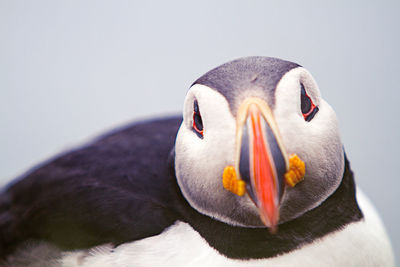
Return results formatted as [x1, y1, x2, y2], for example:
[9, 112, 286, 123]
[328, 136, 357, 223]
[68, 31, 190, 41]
[175, 57, 344, 229]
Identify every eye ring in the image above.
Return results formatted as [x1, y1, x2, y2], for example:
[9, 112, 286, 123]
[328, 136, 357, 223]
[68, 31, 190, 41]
[300, 83, 319, 122]
[193, 100, 204, 138]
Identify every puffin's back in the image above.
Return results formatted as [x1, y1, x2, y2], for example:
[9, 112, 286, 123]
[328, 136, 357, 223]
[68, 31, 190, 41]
[0, 116, 182, 258]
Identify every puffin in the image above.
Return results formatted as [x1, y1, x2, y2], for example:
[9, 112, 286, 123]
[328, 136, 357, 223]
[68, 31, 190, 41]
[0, 57, 394, 266]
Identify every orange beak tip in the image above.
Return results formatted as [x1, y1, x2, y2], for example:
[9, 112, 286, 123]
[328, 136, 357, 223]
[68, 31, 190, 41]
[259, 206, 279, 231]
[269, 226, 278, 234]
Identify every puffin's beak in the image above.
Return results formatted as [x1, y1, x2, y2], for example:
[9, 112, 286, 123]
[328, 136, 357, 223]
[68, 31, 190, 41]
[236, 98, 288, 230]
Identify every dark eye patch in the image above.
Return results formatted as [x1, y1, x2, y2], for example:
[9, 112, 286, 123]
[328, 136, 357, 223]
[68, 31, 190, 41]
[193, 100, 204, 138]
[300, 83, 319, 122]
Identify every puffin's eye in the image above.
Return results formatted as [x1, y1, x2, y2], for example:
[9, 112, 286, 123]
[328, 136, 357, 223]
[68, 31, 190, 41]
[300, 83, 319, 122]
[193, 100, 204, 138]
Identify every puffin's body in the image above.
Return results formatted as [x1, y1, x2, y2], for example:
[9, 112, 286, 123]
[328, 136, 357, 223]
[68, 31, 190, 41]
[0, 57, 394, 266]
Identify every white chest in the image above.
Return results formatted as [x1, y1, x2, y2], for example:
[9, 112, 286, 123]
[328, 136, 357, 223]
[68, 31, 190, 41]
[59, 190, 393, 267]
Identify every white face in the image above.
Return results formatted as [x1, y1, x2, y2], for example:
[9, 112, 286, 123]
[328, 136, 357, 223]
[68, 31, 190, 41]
[175, 67, 344, 227]
[274, 67, 344, 222]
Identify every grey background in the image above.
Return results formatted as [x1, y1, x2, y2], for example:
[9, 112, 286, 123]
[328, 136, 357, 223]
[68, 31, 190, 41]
[1, 0, 399, 261]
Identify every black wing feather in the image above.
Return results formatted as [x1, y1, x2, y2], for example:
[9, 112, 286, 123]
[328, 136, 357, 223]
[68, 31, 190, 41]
[0, 116, 182, 257]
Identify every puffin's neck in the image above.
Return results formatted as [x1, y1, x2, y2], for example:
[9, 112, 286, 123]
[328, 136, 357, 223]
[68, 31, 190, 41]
[171, 154, 363, 259]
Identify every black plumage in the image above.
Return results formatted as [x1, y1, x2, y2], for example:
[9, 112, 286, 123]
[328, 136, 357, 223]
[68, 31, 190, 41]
[0, 116, 362, 260]
[0, 117, 181, 257]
